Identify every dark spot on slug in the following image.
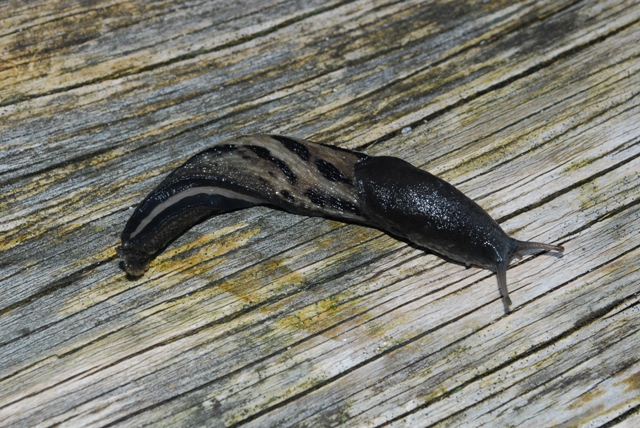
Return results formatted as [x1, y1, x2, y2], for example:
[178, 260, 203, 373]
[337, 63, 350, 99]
[278, 164, 297, 184]
[304, 188, 358, 214]
[247, 145, 298, 184]
[315, 158, 352, 184]
[327, 195, 359, 215]
[305, 188, 326, 207]
[246, 145, 271, 159]
[280, 190, 294, 201]
[270, 135, 310, 162]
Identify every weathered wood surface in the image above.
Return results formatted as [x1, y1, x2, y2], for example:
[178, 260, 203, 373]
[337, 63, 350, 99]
[1, 0, 639, 426]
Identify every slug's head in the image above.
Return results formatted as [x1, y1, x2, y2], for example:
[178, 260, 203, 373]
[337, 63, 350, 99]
[495, 239, 564, 308]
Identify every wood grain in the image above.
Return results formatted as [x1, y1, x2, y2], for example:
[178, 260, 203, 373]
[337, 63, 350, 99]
[1, 0, 639, 426]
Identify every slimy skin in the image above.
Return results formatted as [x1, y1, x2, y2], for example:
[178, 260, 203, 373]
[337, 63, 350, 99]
[120, 134, 564, 306]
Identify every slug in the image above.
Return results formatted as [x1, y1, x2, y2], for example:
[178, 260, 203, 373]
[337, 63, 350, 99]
[120, 134, 563, 306]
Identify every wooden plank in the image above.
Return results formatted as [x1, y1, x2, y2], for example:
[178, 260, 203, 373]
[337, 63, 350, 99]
[1, 0, 639, 426]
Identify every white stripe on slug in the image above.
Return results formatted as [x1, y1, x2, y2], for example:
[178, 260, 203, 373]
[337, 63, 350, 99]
[129, 187, 263, 240]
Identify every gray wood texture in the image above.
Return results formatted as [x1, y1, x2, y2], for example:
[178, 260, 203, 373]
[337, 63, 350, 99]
[1, 0, 639, 426]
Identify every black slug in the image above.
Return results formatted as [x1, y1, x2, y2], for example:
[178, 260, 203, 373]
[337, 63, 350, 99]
[120, 134, 563, 306]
